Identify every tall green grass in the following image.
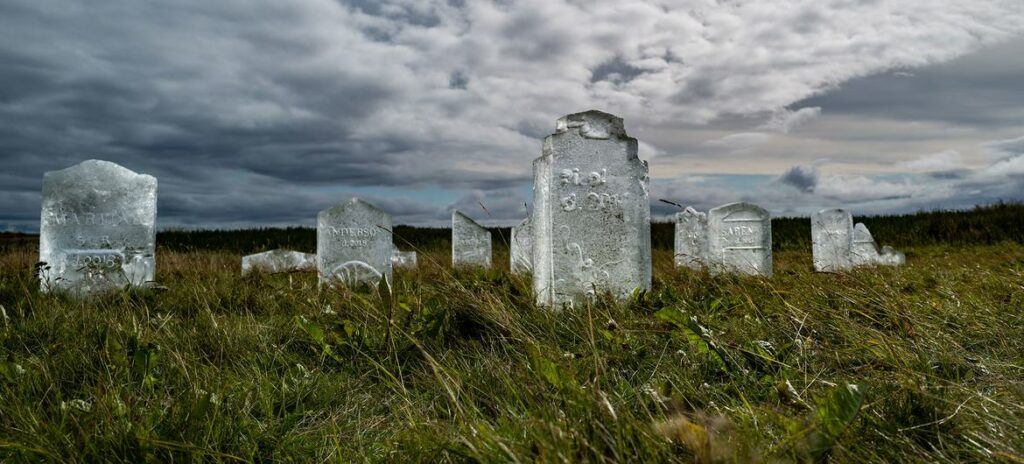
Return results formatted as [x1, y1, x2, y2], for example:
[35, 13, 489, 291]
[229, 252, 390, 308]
[1, 231, 1022, 461]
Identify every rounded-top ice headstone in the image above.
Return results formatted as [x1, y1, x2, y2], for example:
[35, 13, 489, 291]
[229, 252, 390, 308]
[510, 216, 533, 274]
[317, 198, 393, 287]
[451, 210, 492, 268]
[39, 159, 157, 294]
[707, 202, 772, 277]
[674, 206, 708, 270]
[532, 110, 651, 306]
[812, 208, 854, 272]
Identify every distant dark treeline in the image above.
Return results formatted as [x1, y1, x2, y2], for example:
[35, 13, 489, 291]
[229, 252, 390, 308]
[767, 202, 1024, 251]
[3, 203, 1022, 254]
[153, 225, 514, 254]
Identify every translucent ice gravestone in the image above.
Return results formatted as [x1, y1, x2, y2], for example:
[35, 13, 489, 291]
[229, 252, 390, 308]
[674, 207, 708, 270]
[853, 223, 905, 266]
[317, 198, 393, 286]
[242, 250, 315, 275]
[707, 202, 772, 277]
[532, 110, 651, 306]
[38, 160, 157, 294]
[510, 217, 533, 274]
[452, 211, 491, 268]
[391, 250, 418, 268]
[812, 208, 854, 272]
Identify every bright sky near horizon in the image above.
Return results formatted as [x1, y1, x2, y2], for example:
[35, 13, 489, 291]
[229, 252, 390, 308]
[2, 0, 1023, 230]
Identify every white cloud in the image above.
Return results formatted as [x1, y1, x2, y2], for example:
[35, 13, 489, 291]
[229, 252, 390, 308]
[702, 132, 772, 151]
[759, 107, 822, 133]
[983, 135, 1024, 159]
[899, 150, 964, 172]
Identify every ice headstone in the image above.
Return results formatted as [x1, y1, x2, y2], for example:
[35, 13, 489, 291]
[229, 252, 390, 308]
[879, 245, 906, 266]
[812, 208, 854, 272]
[674, 207, 708, 270]
[242, 249, 315, 275]
[851, 222, 881, 266]
[853, 223, 905, 267]
[707, 202, 772, 277]
[452, 211, 491, 268]
[38, 160, 157, 294]
[510, 217, 533, 274]
[317, 198, 393, 286]
[531, 110, 651, 306]
[391, 249, 418, 268]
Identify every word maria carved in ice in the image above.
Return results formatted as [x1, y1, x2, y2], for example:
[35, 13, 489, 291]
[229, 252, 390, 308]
[42, 209, 150, 227]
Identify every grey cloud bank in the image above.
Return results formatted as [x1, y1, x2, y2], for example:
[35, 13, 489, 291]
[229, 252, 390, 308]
[1, 0, 1023, 230]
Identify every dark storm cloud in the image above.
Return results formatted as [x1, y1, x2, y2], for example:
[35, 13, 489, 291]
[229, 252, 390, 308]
[776, 165, 819, 192]
[0, 0, 1022, 230]
[796, 37, 1024, 127]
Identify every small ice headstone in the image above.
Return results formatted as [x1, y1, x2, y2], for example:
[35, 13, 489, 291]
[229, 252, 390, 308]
[38, 159, 157, 294]
[510, 217, 533, 274]
[853, 223, 905, 267]
[531, 110, 651, 306]
[452, 211, 491, 268]
[879, 245, 906, 266]
[391, 249, 418, 268]
[812, 208, 854, 272]
[317, 198, 393, 286]
[242, 249, 315, 275]
[707, 202, 772, 277]
[674, 207, 708, 270]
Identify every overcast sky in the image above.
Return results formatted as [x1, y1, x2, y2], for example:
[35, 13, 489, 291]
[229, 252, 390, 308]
[2, 0, 1023, 230]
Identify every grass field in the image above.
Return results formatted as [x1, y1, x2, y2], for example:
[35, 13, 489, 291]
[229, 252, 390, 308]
[1, 205, 1023, 462]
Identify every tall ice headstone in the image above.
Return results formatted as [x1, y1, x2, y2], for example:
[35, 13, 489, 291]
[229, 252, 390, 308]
[452, 211, 492, 268]
[707, 202, 772, 277]
[812, 208, 854, 272]
[510, 217, 533, 274]
[39, 159, 157, 294]
[317, 198, 393, 286]
[242, 249, 315, 275]
[674, 207, 708, 270]
[532, 110, 651, 306]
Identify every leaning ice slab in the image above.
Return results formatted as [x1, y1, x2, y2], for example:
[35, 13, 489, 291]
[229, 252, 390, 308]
[317, 198, 393, 286]
[707, 202, 772, 277]
[452, 211, 492, 268]
[812, 208, 854, 272]
[674, 207, 708, 270]
[242, 249, 315, 275]
[510, 217, 533, 274]
[532, 110, 651, 306]
[38, 159, 157, 294]
[853, 223, 905, 267]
